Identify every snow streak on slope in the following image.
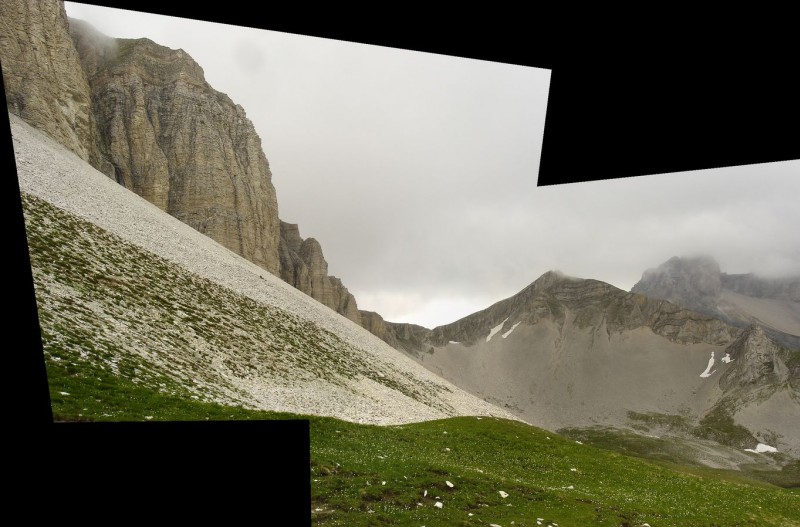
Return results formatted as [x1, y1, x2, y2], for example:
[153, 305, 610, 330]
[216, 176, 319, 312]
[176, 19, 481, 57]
[699, 352, 716, 378]
[502, 322, 521, 339]
[487, 318, 509, 342]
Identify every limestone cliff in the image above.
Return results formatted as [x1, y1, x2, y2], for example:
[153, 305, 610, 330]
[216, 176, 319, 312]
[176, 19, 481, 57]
[3, 2, 367, 325]
[0, 0, 106, 171]
[280, 221, 361, 325]
[69, 19, 281, 274]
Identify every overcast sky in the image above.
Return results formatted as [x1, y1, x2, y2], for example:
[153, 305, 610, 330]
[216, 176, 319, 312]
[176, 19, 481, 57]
[63, 3, 800, 328]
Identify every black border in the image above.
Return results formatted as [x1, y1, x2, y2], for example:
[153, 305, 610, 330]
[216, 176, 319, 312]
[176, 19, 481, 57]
[5, 4, 799, 522]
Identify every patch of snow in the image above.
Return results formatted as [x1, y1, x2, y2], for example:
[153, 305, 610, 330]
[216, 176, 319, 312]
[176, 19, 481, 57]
[498, 490, 509, 498]
[486, 318, 509, 342]
[721, 353, 734, 364]
[501, 322, 521, 339]
[434, 501, 443, 509]
[700, 351, 716, 378]
[744, 443, 778, 453]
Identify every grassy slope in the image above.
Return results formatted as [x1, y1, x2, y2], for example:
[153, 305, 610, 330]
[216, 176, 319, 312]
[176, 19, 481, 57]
[25, 193, 800, 526]
[45, 364, 800, 527]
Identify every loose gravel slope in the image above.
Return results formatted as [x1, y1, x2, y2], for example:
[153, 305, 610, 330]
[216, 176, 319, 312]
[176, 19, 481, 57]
[11, 113, 518, 425]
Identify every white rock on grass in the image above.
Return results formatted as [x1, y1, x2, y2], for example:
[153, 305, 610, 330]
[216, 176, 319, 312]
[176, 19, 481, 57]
[434, 502, 443, 509]
[498, 490, 509, 498]
[446, 480, 454, 488]
[744, 443, 778, 453]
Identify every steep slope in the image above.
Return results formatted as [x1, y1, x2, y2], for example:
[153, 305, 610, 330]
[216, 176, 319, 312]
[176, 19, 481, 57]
[632, 255, 800, 349]
[12, 112, 518, 425]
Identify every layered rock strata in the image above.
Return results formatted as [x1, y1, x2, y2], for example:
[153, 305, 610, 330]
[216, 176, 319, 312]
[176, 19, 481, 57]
[280, 221, 361, 324]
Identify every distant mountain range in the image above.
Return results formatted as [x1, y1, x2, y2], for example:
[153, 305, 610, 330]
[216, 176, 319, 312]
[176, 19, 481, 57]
[4, 0, 798, 478]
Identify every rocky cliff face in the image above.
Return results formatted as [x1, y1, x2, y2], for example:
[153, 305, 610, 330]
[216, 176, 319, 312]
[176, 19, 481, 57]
[3, 3, 371, 325]
[280, 221, 361, 324]
[69, 20, 282, 275]
[720, 325, 794, 391]
[0, 0, 105, 170]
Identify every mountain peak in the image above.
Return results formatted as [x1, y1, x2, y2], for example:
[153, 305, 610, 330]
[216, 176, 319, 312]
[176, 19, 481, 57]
[632, 255, 722, 314]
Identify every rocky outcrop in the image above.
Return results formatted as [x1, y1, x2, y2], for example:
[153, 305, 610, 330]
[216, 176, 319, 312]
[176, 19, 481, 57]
[280, 221, 361, 325]
[69, 20, 281, 274]
[359, 310, 432, 351]
[0, 0, 106, 171]
[720, 325, 794, 391]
